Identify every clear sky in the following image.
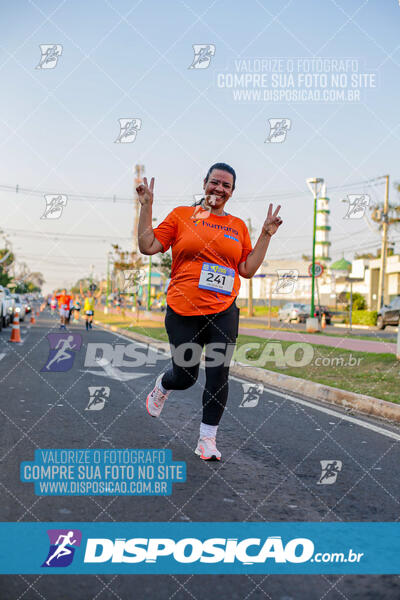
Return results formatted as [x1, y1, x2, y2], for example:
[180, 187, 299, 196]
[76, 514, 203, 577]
[1, 0, 400, 292]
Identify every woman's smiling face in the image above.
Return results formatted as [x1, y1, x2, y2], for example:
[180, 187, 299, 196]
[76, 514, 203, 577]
[203, 168, 234, 209]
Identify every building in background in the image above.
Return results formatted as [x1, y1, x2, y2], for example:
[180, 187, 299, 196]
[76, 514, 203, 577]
[237, 254, 400, 310]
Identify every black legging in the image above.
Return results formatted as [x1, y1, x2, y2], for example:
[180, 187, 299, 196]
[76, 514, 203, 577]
[161, 300, 240, 426]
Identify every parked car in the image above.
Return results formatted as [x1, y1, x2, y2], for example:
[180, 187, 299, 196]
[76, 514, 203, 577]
[11, 294, 26, 321]
[303, 304, 332, 325]
[377, 296, 400, 329]
[23, 295, 32, 314]
[278, 302, 308, 323]
[0, 285, 15, 327]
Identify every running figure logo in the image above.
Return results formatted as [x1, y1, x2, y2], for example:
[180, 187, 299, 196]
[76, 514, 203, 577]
[114, 118, 142, 143]
[86, 386, 110, 411]
[36, 44, 63, 69]
[343, 194, 370, 219]
[317, 460, 343, 485]
[274, 269, 298, 294]
[188, 44, 216, 69]
[115, 269, 146, 293]
[42, 529, 82, 567]
[41, 195, 68, 220]
[265, 119, 291, 143]
[41, 333, 82, 372]
[239, 383, 264, 408]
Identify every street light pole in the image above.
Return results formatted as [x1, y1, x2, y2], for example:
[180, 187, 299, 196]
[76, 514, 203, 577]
[306, 177, 324, 332]
[147, 255, 152, 311]
[377, 174, 390, 310]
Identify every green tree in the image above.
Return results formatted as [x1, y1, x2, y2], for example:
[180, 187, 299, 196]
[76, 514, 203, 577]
[345, 291, 366, 310]
[0, 248, 14, 287]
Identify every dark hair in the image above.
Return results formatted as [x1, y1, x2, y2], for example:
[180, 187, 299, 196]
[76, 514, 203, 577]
[205, 162, 236, 191]
[193, 162, 236, 207]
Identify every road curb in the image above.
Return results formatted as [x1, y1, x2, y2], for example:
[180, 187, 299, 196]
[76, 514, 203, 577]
[94, 320, 400, 425]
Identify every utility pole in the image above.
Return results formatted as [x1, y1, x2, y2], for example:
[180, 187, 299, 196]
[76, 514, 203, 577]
[247, 218, 254, 317]
[133, 164, 145, 253]
[377, 175, 390, 310]
[104, 251, 112, 314]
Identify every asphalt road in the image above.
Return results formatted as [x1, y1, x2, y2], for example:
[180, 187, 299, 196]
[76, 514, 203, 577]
[0, 308, 399, 599]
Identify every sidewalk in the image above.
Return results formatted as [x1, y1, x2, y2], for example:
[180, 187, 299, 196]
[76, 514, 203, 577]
[238, 325, 397, 354]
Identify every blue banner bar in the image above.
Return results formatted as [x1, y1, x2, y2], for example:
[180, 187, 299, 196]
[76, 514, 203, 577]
[0, 522, 399, 574]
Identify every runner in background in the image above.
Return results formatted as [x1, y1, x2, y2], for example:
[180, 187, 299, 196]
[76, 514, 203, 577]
[66, 294, 74, 324]
[73, 294, 81, 322]
[80, 282, 103, 330]
[55, 289, 71, 329]
[137, 163, 283, 460]
[50, 293, 57, 313]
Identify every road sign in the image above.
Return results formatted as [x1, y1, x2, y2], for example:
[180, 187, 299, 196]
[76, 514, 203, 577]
[308, 261, 324, 278]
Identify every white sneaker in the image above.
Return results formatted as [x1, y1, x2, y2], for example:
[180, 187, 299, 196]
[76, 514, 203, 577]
[146, 373, 170, 418]
[195, 437, 221, 461]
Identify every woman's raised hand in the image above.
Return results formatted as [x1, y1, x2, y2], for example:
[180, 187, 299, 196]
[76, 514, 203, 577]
[136, 176, 154, 206]
[262, 203, 283, 236]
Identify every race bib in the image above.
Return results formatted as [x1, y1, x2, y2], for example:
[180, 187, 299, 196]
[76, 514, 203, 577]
[198, 262, 235, 295]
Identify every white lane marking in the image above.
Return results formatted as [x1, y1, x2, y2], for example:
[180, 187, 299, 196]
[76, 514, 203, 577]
[95, 324, 400, 442]
[0, 353, 6, 361]
[230, 375, 400, 443]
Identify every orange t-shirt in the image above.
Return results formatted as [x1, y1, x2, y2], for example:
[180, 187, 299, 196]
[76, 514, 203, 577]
[56, 294, 71, 309]
[153, 206, 253, 316]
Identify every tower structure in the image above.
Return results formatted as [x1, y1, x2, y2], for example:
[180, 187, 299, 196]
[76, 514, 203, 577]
[315, 183, 331, 264]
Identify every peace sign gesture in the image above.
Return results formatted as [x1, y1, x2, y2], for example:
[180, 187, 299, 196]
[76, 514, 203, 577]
[136, 176, 154, 206]
[262, 203, 283, 236]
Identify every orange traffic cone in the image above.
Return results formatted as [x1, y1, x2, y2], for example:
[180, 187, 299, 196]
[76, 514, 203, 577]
[9, 314, 21, 343]
[30, 313, 36, 324]
[36, 309, 40, 317]
[321, 313, 326, 329]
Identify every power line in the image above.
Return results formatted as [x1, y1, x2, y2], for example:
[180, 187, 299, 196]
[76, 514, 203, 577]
[0, 176, 387, 205]
[3, 227, 131, 242]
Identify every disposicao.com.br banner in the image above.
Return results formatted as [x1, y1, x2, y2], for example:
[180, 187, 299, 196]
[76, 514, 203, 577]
[0, 522, 399, 575]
